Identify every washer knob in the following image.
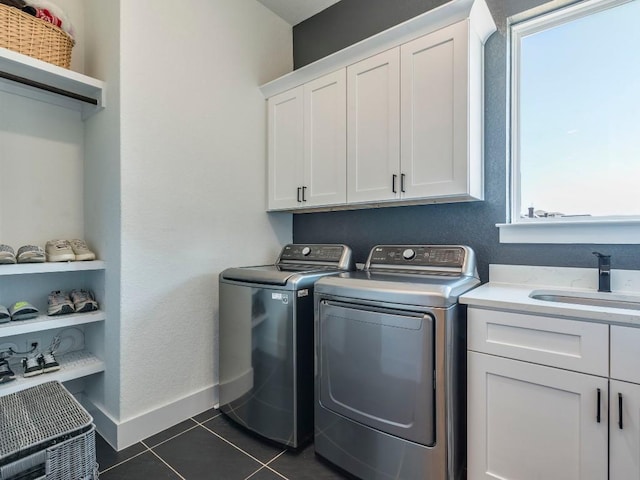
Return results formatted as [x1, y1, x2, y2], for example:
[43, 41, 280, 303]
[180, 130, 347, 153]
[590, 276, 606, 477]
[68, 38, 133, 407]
[301, 246, 311, 256]
[402, 248, 416, 260]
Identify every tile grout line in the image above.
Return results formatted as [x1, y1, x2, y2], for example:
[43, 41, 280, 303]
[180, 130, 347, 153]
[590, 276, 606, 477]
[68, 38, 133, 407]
[97, 420, 200, 475]
[146, 422, 201, 449]
[197, 419, 278, 469]
[98, 447, 150, 475]
[243, 450, 290, 480]
[144, 441, 187, 480]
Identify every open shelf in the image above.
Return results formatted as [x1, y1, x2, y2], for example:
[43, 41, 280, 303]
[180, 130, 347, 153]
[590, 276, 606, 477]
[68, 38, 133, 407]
[0, 310, 105, 337]
[0, 350, 104, 396]
[0, 46, 105, 119]
[0, 260, 105, 276]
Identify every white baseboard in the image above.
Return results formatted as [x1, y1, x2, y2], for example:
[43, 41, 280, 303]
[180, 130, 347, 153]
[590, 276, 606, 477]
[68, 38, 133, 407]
[84, 383, 219, 450]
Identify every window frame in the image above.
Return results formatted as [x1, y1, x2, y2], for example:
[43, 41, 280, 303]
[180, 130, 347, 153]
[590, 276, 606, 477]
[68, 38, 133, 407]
[499, 0, 640, 244]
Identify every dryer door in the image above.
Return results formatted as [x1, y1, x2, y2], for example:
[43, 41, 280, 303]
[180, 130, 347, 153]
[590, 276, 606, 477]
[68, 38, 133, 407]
[318, 300, 435, 446]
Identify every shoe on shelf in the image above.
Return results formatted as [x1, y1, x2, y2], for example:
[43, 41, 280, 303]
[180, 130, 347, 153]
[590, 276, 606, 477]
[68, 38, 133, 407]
[9, 301, 39, 321]
[16, 245, 46, 263]
[69, 239, 96, 261]
[45, 239, 75, 262]
[47, 291, 75, 316]
[0, 244, 16, 264]
[0, 305, 10, 324]
[0, 359, 16, 383]
[16, 245, 47, 263]
[39, 352, 60, 373]
[69, 289, 99, 313]
[22, 356, 43, 377]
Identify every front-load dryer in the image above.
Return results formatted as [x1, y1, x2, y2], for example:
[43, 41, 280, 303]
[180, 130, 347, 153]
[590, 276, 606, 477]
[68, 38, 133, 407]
[314, 245, 480, 479]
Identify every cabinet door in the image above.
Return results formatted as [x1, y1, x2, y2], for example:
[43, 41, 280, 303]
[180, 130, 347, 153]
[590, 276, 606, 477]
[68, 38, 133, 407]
[400, 20, 472, 200]
[267, 86, 304, 210]
[611, 325, 640, 384]
[468, 352, 608, 480]
[303, 70, 346, 207]
[347, 48, 400, 203]
[610, 380, 640, 480]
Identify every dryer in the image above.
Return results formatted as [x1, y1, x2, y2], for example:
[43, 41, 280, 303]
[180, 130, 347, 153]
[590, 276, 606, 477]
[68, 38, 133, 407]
[314, 245, 479, 479]
[219, 244, 354, 448]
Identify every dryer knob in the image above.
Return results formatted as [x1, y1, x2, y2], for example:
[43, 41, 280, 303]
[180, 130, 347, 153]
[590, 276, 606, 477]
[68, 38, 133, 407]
[302, 246, 311, 256]
[402, 248, 416, 260]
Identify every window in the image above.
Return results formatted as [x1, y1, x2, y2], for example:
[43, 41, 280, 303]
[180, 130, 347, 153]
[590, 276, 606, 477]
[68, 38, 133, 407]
[501, 0, 640, 243]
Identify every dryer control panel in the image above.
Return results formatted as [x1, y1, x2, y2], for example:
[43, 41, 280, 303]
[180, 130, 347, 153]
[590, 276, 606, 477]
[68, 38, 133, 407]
[277, 244, 354, 269]
[365, 245, 476, 278]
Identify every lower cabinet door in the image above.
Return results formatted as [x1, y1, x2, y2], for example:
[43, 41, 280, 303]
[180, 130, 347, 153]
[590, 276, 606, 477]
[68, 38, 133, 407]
[468, 352, 608, 480]
[610, 379, 640, 480]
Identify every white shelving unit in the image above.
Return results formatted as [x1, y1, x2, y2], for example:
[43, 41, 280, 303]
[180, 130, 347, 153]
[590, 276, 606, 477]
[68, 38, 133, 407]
[0, 46, 105, 119]
[0, 47, 107, 395]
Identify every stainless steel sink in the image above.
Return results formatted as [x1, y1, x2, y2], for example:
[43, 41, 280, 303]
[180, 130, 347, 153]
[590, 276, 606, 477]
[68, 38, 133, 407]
[529, 289, 640, 311]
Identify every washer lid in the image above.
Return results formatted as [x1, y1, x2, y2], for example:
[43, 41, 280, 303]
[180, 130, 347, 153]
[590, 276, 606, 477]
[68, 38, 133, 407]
[222, 264, 341, 286]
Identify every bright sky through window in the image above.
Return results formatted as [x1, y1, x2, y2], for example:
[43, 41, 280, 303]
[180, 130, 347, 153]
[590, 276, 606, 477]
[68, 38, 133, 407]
[516, 0, 640, 219]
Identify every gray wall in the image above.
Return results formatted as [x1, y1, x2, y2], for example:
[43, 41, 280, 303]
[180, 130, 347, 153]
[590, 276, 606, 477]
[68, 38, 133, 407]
[291, 0, 640, 282]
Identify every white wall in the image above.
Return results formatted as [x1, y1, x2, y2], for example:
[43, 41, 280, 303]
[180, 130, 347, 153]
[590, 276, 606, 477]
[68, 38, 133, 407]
[117, 0, 292, 427]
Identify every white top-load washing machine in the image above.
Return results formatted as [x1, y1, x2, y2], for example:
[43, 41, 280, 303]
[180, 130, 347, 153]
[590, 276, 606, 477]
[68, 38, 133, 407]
[218, 244, 354, 449]
[314, 245, 479, 480]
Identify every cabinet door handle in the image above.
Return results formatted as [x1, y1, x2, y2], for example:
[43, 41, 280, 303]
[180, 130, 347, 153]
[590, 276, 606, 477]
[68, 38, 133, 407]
[392, 174, 397, 193]
[401, 173, 406, 193]
[619, 393, 624, 429]
[596, 388, 601, 423]
[297, 187, 302, 203]
[302, 186, 307, 202]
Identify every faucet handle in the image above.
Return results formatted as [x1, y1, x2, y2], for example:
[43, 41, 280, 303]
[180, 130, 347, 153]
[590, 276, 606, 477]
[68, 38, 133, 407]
[592, 251, 610, 259]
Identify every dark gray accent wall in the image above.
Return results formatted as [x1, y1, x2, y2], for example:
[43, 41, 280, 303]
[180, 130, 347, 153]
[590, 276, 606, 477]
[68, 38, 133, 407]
[291, 0, 640, 282]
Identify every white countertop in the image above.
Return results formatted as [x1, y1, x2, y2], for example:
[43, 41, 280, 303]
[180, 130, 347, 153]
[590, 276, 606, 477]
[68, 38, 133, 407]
[460, 264, 640, 327]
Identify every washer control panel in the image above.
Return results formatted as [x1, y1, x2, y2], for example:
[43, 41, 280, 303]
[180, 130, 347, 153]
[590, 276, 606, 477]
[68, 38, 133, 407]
[368, 245, 466, 269]
[279, 244, 349, 264]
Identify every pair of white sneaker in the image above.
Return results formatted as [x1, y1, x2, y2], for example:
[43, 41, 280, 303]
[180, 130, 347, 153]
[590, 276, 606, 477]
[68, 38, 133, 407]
[46, 239, 96, 262]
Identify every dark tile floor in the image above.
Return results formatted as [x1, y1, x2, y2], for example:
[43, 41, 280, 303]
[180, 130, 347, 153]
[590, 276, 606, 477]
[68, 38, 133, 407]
[96, 409, 352, 480]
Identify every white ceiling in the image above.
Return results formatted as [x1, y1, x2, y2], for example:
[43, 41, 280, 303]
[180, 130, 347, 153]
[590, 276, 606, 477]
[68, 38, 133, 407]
[256, 0, 341, 25]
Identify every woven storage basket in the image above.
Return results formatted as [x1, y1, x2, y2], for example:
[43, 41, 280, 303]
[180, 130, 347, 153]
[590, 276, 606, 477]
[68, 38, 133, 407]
[0, 3, 73, 68]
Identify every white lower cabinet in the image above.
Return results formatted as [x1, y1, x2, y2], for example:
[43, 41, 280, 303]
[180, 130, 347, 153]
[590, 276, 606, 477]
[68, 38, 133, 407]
[610, 379, 640, 479]
[610, 325, 640, 480]
[468, 309, 640, 480]
[468, 351, 608, 480]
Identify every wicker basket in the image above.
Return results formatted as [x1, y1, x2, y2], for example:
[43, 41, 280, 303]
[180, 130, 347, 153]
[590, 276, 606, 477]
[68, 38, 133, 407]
[0, 3, 74, 69]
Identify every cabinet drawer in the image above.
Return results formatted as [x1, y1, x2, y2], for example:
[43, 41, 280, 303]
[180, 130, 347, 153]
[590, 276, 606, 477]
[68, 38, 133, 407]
[468, 308, 609, 376]
[610, 325, 640, 384]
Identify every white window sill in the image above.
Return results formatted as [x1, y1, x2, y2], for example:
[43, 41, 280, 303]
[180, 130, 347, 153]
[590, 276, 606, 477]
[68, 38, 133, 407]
[497, 218, 640, 244]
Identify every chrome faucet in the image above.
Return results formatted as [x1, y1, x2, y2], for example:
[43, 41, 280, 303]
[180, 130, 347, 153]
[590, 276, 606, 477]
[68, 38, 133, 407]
[593, 252, 611, 293]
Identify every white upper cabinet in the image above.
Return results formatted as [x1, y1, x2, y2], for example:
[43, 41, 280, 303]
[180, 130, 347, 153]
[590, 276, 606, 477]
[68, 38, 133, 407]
[304, 70, 347, 207]
[268, 70, 346, 210]
[267, 86, 304, 210]
[262, 0, 496, 212]
[347, 49, 400, 203]
[401, 20, 480, 201]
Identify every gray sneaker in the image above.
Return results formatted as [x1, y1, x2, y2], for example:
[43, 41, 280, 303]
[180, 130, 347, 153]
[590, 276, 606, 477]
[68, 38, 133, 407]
[39, 352, 60, 373]
[16, 245, 46, 263]
[69, 289, 99, 313]
[47, 291, 75, 316]
[22, 356, 43, 377]
[0, 244, 16, 264]
[0, 359, 16, 383]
